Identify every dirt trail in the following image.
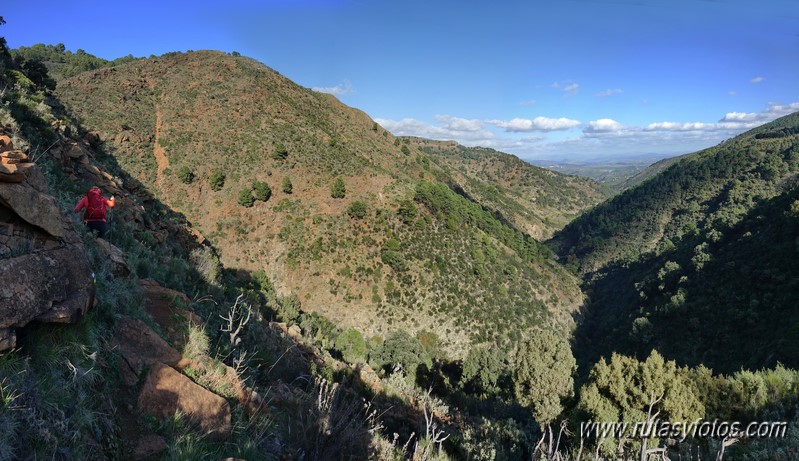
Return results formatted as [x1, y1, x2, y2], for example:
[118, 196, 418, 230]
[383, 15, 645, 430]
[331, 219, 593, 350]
[153, 105, 168, 183]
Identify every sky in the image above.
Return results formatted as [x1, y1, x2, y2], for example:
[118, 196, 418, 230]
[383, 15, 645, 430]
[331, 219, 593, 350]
[3, 0, 799, 162]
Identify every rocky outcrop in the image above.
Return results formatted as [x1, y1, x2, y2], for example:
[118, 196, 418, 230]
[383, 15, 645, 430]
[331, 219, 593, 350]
[112, 315, 189, 386]
[0, 131, 94, 351]
[95, 238, 130, 277]
[138, 362, 232, 441]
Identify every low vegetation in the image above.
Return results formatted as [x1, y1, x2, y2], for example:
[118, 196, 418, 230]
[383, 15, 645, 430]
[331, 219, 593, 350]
[2, 26, 799, 460]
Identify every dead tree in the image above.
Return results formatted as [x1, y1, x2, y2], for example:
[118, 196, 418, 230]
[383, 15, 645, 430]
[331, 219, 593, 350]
[219, 294, 252, 348]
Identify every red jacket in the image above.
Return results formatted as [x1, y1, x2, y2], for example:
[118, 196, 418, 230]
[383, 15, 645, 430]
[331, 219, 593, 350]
[75, 188, 115, 222]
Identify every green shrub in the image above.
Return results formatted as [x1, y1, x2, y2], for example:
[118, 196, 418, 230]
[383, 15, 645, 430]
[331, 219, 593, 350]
[331, 177, 346, 199]
[277, 293, 301, 323]
[282, 176, 293, 194]
[400, 144, 410, 156]
[177, 165, 195, 184]
[209, 171, 225, 191]
[347, 201, 368, 219]
[238, 188, 255, 207]
[397, 199, 417, 224]
[335, 327, 368, 364]
[462, 347, 505, 395]
[253, 180, 272, 202]
[300, 312, 341, 349]
[369, 330, 431, 383]
[380, 238, 406, 272]
[272, 143, 288, 160]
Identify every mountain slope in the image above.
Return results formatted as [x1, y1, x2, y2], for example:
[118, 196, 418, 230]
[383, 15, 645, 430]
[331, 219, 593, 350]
[551, 112, 799, 274]
[616, 154, 685, 191]
[406, 138, 608, 240]
[552, 112, 799, 373]
[56, 50, 587, 352]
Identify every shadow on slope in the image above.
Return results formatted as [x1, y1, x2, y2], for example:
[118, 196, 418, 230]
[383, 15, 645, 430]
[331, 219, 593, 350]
[572, 185, 799, 375]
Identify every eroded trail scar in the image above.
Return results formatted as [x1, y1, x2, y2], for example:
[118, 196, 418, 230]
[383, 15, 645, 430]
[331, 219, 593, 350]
[153, 105, 168, 183]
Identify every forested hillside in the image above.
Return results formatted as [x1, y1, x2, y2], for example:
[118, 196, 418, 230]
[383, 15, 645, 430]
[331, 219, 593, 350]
[552, 113, 799, 373]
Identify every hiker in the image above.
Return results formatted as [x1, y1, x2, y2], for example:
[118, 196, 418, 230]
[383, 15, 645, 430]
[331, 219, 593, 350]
[74, 186, 115, 238]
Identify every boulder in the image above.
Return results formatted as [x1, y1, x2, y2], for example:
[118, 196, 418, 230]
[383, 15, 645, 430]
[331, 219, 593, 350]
[0, 179, 64, 237]
[112, 315, 189, 386]
[65, 143, 91, 159]
[0, 135, 12, 152]
[95, 238, 130, 277]
[137, 361, 232, 441]
[138, 279, 198, 349]
[0, 328, 15, 350]
[288, 323, 302, 340]
[0, 159, 94, 352]
[0, 245, 94, 330]
[0, 162, 34, 183]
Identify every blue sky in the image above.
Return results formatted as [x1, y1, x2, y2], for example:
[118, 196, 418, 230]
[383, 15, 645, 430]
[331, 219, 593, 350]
[4, 0, 798, 161]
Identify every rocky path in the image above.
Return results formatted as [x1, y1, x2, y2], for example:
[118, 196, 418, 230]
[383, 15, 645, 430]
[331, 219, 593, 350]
[153, 105, 169, 184]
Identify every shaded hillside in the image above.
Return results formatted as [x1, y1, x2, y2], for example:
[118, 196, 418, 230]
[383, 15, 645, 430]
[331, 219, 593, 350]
[577, 187, 799, 372]
[56, 50, 585, 352]
[552, 112, 799, 275]
[407, 137, 608, 239]
[553, 112, 799, 373]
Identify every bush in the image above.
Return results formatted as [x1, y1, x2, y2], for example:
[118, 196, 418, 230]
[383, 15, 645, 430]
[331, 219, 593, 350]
[380, 238, 406, 272]
[397, 199, 417, 224]
[272, 143, 288, 160]
[277, 293, 301, 323]
[462, 347, 505, 395]
[331, 177, 346, 199]
[400, 144, 410, 156]
[370, 330, 431, 384]
[346, 201, 368, 219]
[177, 165, 195, 184]
[300, 312, 341, 349]
[238, 188, 255, 207]
[282, 176, 293, 194]
[209, 171, 225, 191]
[335, 327, 368, 364]
[253, 180, 272, 202]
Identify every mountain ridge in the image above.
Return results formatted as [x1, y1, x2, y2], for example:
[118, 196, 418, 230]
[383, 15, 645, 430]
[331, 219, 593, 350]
[55, 49, 595, 353]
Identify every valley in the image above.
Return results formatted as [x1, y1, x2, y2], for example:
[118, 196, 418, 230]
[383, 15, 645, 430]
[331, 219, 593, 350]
[1, 39, 798, 461]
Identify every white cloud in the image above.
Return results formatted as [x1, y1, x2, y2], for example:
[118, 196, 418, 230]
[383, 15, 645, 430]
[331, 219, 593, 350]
[486, 116, 581, 132]
[719, 102, 799, 124]
[563, 83, 579, 96]
[596, 88, 623, 98]
[750, 76, 765, 84]
[760, 101, 799, 119]
[718, 111, 760, 123]
[645, 121, 721, 132]
[312, 80, 354, 96]
[552, 81, 579, 97]
[375, 116, 493, 142]
[376, 101, 799, 162]
[584, 118, 625, 133]
[434, 115, 484, 132]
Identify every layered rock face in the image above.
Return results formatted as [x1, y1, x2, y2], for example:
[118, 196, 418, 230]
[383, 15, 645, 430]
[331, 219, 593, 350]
[0, 128, 94, 350]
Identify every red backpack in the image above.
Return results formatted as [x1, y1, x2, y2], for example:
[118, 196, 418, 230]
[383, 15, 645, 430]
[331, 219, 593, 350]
[85, 188, 106, 221]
